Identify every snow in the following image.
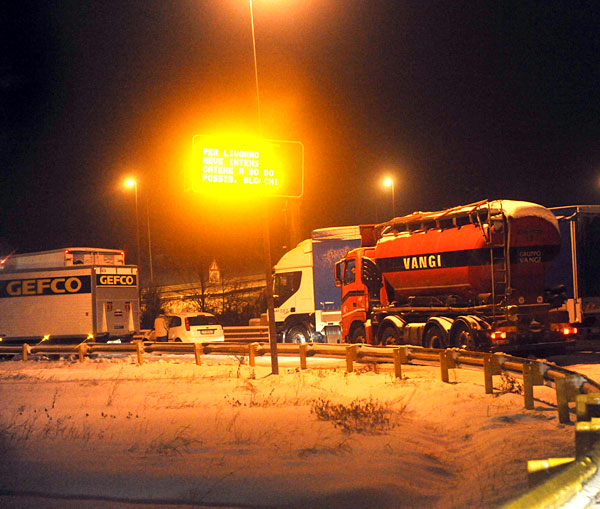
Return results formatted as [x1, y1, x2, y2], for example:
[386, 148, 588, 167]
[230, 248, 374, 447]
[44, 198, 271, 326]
[0, 354, 582, 508]
[490, 200, 559, 232]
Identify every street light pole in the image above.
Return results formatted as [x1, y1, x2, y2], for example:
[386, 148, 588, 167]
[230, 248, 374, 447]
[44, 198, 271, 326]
[146, 198, 154, 282]
[383, 177, 396, 218]
[125, 178, 141, 268]
[249, 0, 278, 375]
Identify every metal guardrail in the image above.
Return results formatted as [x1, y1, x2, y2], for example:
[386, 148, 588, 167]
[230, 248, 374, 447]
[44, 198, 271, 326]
[3, 340, 600, 505]
[1, 341, 599, 423]
[223, 325, 268, 342]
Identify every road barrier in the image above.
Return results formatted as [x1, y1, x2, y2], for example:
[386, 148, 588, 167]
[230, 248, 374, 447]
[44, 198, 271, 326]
[3, 340, 600, 505]
[223, 326, 268, 342]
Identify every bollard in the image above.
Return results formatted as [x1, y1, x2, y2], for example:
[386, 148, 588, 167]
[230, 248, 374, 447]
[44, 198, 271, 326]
[249, 342, 259, 367]
[575, 418, 600, 457]
[346, 345, 359, 373]
[193, 343, 203, 366]
[22, 343, 29, 362]
[136, 341, 144, 365]
[393, 348, 402, 379]
[78, 343, 88, 363]
[523, 362, 534, 410]
[299, 343, 307, 370]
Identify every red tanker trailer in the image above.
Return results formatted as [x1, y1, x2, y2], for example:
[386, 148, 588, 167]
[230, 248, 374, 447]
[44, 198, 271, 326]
[335, 199, 575, 353]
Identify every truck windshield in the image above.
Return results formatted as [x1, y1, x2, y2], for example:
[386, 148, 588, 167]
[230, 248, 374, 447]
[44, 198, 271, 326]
[343, 259, 356, 284]
[274, 271, 302, 307]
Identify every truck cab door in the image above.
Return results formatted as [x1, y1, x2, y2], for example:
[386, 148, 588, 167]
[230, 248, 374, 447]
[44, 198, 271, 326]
[340, 257, 368, 339]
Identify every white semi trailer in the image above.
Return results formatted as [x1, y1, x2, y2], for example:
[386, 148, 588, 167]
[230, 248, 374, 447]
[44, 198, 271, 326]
[0, 248, 139, 344]
[273, 227, 361, 343]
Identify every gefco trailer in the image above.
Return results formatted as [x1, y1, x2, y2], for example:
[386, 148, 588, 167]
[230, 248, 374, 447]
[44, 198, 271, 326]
[546, 205, 600, 337]
[335, 200, 575, 353]
[0, 248, 139, 344]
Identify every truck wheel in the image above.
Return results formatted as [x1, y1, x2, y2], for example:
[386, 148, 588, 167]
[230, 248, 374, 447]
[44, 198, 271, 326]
[424, 324, 447, 349]
[286, 325, 310, 344]
[380, 326, 400, 346]
[452, 322, 476, 350]
[350, 325, 366, 344]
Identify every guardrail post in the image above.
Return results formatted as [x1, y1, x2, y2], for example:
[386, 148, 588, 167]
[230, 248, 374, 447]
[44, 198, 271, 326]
[576, 393, 600, 422]
[135, 341, 144, 365]
[193, 343, 203, 366]
[440, 350, 455, 383]
[556, 377, 570, 424]
[523, 361, 534, 410]
[22, 343, 29, 362]
[346, 345, 359, 373]
[299, 343, 307, 370]
[78, 343, 88, 363]
[483, 354, 493, 394]
[440, 350, 449, 383]
[249, 342, 259, 367]
[393, 347, 402, 379]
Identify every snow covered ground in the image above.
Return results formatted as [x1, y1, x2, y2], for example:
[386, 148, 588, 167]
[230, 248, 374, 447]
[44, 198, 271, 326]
[0, 353, 584, 508]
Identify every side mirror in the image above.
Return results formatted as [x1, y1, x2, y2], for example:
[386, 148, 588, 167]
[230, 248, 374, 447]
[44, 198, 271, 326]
[334, 261, 343, 287]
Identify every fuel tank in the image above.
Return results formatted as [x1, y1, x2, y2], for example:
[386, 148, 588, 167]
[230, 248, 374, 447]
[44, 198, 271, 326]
[371, 200, 560, 304]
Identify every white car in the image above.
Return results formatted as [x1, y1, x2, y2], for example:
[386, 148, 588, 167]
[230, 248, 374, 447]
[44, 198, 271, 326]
[154, 313, 225, 343]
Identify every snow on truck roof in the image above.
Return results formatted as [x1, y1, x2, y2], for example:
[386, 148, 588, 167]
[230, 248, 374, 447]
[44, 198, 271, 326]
[9, 247, 124, 257]
[372, 199, 558, 243]
[311, 225, 361, 240]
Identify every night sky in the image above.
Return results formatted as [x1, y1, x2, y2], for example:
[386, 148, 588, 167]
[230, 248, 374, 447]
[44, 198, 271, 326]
[2, 1, 600, 281]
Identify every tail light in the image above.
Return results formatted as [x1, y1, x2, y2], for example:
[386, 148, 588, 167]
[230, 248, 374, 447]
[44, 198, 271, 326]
[562, 327, 578, 336]
[185, 317, 190, 331]
[491, 331, 507, 340]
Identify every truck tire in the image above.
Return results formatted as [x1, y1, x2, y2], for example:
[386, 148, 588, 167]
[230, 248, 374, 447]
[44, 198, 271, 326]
[452, 321, 475, 350]
[349, 325, 366, 344]
[380, 326, 400, 346]
[286, 325, 310, 344]
[424, 323, 447, 349]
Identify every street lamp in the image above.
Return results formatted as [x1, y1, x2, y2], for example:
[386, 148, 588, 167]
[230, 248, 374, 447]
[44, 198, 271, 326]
[383, 177, 395, 218]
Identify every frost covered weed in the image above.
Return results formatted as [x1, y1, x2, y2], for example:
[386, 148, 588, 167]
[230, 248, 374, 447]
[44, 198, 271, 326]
[138, 425, 199, 456]
[106, 366, 124, 406]
[298, 438, 352, 457]
[225, 387, 281, 407]
[495, 373, 523, 395]
[355, 363, 380, 374]
[311, 397, 394, 434]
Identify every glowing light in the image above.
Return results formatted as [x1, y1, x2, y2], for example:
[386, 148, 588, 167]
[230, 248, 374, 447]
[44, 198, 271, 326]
[383, 177, 393, 187]
[562, 327, 578, 336]
[124, 178, 137, 188]
[491, 331, 507, 340]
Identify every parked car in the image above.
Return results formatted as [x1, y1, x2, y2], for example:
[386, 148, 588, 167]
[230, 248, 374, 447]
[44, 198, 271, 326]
[153, 312, 225, 343]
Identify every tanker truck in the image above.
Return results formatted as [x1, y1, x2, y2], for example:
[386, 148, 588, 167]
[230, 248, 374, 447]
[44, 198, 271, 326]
[335, 199, 575, 353]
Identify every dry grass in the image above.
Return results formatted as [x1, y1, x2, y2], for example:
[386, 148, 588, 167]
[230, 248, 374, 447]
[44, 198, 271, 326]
[310, 397, 396, 434]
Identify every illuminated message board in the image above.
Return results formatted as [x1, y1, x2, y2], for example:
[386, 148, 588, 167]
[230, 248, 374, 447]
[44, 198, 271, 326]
[188, 135, 304, 198]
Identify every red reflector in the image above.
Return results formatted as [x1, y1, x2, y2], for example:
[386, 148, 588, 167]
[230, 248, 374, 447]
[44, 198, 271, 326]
[185, 317, 190, 331]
